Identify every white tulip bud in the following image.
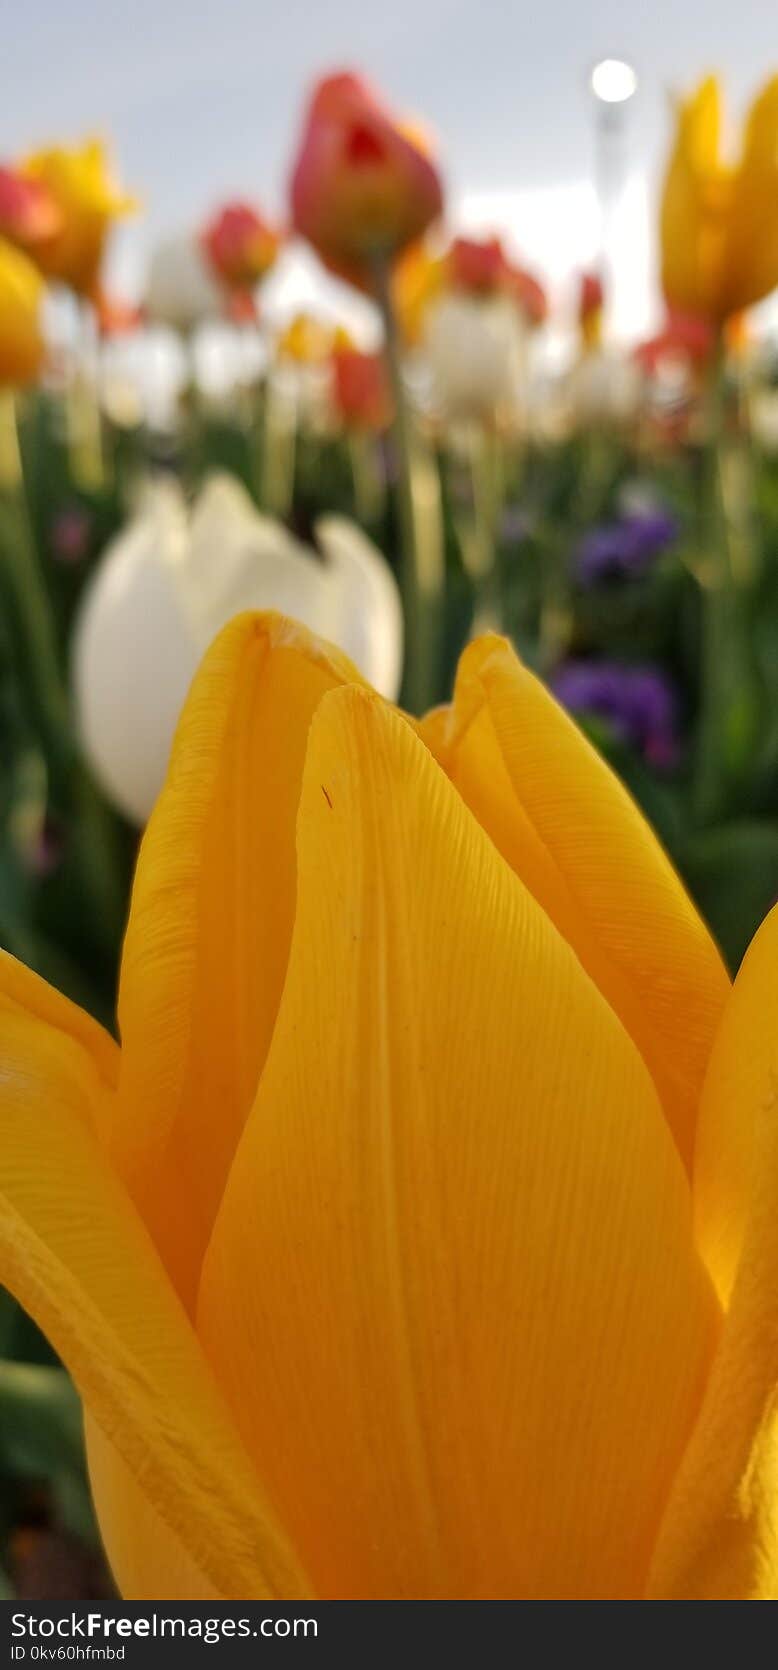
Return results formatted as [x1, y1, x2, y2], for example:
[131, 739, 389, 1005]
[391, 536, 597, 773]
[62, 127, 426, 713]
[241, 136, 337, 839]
[73, 474, 403, 824]
[424, 293, 525, 421]
[145, 234, 223, 334]
[566, 349, 641, 426]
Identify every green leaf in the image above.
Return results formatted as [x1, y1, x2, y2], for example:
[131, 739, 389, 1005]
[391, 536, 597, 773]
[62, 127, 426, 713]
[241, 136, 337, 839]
[0, 1359, 97, 1545]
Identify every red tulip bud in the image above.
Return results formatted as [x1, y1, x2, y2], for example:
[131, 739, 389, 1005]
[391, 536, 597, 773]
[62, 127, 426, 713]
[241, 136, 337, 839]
[331, 346, 392, 430]
[505, 263, 548, 326]
[579, 271, 604, 321]
[201, 201, 280, 289]
[289, 70, 443, 282]
[447, 236, 506, 295]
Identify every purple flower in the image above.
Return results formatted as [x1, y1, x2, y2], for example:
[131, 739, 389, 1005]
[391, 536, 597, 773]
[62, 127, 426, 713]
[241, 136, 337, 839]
[574, 508, 678, 585]
[551, 659, 679, 766]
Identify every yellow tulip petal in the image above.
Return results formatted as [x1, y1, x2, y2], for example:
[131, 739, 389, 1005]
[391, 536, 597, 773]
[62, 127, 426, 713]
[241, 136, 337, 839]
[693, 899, 778, 1304]
[0, 945, 118, 1090]
[660, 77, 730, 320]
[685, 76, 723, 174]
[111, 611, 364, 1310]
[0, 962, 310, 1599]
[649, 902, 778, 1597]
[0, 238, 45, 387]
[199, 686, 718, 1599]
[22, 140, 135, 296]
[725, 76, 778, 315]
[420, 635, 729, 1170]
[84, 1422, 221, 1600]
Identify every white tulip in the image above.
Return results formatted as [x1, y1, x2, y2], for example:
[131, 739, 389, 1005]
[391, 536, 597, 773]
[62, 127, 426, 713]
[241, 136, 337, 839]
[315, 515, 403, 704]
[73, 473, 403, 824]
[750, 387, 778, 454]
[145, 234, 223, 334]
[565, 348, 641, 427]
[423, 293, 525, 421]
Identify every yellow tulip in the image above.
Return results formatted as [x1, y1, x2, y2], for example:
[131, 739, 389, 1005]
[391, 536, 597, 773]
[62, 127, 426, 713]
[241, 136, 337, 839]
[661, 74, 778, 323]
[21, 138, 136, 299]
[276, 312, 335, 365]
[0, 613, 776, 1600]
[393, 239, 445, 345]
[0, 236, 45, 386]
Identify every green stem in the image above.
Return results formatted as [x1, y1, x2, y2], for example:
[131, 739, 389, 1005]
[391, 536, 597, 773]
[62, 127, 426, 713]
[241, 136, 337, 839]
[259, 375, 298, 519]
[0, 392, 126, 975]
[348, 430, 385, 526]
[537, 526, 572, 674]
[692, 340, 758, 826]
[0, 393, 72, 792]
[65, 302, 108, 495]
[373, 260, 444, 713]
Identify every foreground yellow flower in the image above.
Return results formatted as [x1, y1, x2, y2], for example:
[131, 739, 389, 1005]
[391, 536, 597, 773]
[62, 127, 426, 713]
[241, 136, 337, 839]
[661, 74, 778, 323]
[21, 139, 135, 298]
[0, 236, 45, 385]
[0, 614, 776, 1600]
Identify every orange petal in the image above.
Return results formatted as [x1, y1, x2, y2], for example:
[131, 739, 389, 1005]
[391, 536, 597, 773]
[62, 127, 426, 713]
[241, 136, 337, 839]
[0, 950, 309, 1599]
[199, 687, 718, 1599]
[649, 902, 778, 1597]
[111, 611, 364, 1309]
[420, 634, 729, 1169]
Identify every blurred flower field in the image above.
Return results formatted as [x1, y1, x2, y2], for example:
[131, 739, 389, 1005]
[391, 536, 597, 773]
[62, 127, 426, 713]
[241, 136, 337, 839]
[0, 62, 777, 1598]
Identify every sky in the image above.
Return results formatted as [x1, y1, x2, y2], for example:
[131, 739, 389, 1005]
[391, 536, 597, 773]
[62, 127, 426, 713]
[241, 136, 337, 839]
[3, 0, 777, 341]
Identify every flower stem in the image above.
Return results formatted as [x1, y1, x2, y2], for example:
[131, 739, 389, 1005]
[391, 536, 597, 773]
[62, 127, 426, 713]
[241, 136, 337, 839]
[0, 390, 126, 970]
[0, 391, 72, 790]
[259, 374, 298, 519]
[65, 301, 108, 495]
[373, 259, 444, 713]
[692, 341, 759, 825]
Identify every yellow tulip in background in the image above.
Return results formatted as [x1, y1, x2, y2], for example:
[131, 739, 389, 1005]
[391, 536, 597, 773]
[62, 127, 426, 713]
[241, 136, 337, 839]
[0, 237, 45, 386]
[0, 612, 776, 1599]
[661, 73, 778, 323]
[21, 138, 135, 298]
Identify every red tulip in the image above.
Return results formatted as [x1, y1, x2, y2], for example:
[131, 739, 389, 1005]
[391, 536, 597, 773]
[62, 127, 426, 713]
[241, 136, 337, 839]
[579, 271, 604, 322]
[331, 345, 392, 430]
[447, 235, 506, 294]
[634, 308, 715, 375]
[506, 262, 548, 327]
[201, 201, 280, 289]
[289, 71, 443, 281]
[95, 288, 143, 338]
[225, 288, 259, 326]
[0, 165, 61, 250]
[579, 271, 605, 350]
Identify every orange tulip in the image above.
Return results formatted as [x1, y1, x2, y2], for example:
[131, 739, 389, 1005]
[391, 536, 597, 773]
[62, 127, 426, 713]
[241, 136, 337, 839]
[290, 71, 443, 283]
[0, 613, 776, 1598]
[200, 201, 280, 289]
